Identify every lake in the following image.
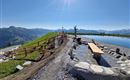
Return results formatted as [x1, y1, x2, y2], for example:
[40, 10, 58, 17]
[81, 35, 130, 48]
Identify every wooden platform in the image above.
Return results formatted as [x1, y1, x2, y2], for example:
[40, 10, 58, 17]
[88, 43, 104, 55]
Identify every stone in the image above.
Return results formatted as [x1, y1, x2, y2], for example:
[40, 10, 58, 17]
[120, 64, 126, 67]
[119, 56, 127, 61]
[23, 61, 32, 66]
[117, 61, 124, 64]
[122, 69, 130, 75]
[16, 65, 23, 70]
[125, 60, 130, 63]
[12, 55, 16, 59]
[90, 64, 103, 73]
[113, 53, 117, 56]
[126, 63, 130, 66]
[74, 62, 90, 70]
[127, 56, 130, 60]
[110, 49, 115, 51]
[0, 59, 9, 63]
[104, 47, 108, 49]
[4, 59, 9, 62]
[103, 67, 114, 75]
[126, 71, 130, 75]
[0, 52, 4, 54]
[116, 55, 121, 59]
[120, 67, 126, 70]
[0, 59, 4, 63]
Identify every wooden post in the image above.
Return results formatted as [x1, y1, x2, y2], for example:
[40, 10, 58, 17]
[74, 25, 78, 38]
[62, 26, 64, 34]
[24, 48, 27, 57]
[38, 41, 40, 46]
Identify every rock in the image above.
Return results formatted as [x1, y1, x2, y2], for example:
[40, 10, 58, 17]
[74, 62, 90, 70]
[103, 67, 114, 75]
[0, 52, 4, 54]
[90, 64, 103, 73]
[116, 55, 121, 59]
[16, 65, 23, 70]
[125, 60, 130, 63]
[0, 59, 9, 63]
[127, 56, 130, 60]
[23, 61, 32, 66]
[120, 64, 126, 67]
[0, 59, 4, 63]
[126, 71, 130, 75]
[120, 67, 126, 70]
[113, 53, 117, 57]
[4, 59, 9, 62]
[122, 69, 130, 75]
[110, 49, 115, 51]
[117, 61, 124, 64]
[119, 56, 127, 61]
[104, 47, 108, 49]
[126, 63, 130, 66]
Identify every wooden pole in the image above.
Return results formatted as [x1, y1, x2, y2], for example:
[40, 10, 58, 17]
[74, 25, 77, 38]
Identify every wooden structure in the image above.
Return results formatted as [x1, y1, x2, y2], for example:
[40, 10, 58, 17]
[88, 43, 104, 55]
[74, 26, 78, 38]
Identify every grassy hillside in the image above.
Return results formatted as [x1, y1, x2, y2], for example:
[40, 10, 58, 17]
[0, 32, 57, 78]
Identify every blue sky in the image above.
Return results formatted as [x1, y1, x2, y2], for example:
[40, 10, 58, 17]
[0, 0, 129, 30]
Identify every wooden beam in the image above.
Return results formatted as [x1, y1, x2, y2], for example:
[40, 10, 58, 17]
[88, 43, 104, 55]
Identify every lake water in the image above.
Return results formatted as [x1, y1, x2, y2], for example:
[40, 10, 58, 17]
[81, 35, 130, 48]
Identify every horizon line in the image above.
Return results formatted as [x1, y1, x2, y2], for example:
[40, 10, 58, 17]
[0, 26, 130, 31]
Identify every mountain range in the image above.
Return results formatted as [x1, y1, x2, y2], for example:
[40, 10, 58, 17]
[0, 26, 52, 48]
[57, 29, 130, 34]
[0, 26, 130, 48]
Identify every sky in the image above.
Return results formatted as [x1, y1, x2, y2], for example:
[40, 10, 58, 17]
[0, 0, 129, 30]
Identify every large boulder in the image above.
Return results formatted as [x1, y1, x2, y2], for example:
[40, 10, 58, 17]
[69, 62, 129, 80]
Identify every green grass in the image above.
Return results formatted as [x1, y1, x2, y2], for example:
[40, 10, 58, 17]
[22, 32, 57, 48]
[0, 32, 57, 78]
[15, 51, 40, 60]
[0, 60, 24, 78]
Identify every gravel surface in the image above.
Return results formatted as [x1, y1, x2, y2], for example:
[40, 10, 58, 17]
[31, 38, 77, 80]
[31, 38, 98, 80]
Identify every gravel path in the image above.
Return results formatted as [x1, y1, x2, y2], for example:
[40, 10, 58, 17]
[31, 37, 99, 80]
[31, 38, 77, 80]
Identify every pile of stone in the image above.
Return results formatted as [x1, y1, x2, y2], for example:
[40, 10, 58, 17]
[117, 60, 130, 75]
[0, 54, 16, 63]
[74, 62, 115, 75]
[0, 58, 9, 63]
[70, 62, 130, 80]
[0, 52, 9, 63]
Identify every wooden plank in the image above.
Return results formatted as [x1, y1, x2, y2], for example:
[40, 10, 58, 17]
[88, 43, 104, 54]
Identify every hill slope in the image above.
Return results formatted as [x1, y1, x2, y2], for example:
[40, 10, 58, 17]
[0, 32, 57, 78]
[0, 26, 52, 48]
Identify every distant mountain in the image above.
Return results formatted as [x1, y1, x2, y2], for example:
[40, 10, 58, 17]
[0, 26, 129, 48]
[105, 29, 130, 35]
[56, 29, 100, 34]
[61, 29, 130, 35]
[0, 26, 52, 48]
